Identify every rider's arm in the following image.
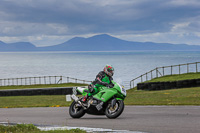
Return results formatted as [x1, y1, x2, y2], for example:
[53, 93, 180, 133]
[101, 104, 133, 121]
[108, 77, 115, 88]
[92, 71, 109, 86]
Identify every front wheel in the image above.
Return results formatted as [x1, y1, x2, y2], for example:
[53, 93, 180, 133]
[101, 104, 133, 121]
[105, 100, 124, 119]
[69, 101, 85, 118]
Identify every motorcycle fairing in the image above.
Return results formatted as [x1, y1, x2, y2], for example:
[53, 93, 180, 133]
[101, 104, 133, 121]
[93, 88, 118, 102]
[77, 87, 88, 96]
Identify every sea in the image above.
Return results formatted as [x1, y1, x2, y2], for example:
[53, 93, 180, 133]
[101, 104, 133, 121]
[0, 51, 200, 89]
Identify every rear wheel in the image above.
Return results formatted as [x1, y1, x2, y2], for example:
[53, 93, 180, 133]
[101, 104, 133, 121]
[69, 101, 85, 118]
[105, 100, 124, 119]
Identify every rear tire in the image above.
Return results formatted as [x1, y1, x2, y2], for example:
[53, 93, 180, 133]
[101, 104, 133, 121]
[69, 101, 85, 118]
[105, 100, 124, 119]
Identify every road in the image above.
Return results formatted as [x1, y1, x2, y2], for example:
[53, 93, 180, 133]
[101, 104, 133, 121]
[0, 106, 200, 133]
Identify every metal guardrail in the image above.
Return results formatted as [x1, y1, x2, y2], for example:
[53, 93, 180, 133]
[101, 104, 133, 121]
[3, 61, 198, 89]
[130, 62, 200, 89]
[0, 75, 132, 90]
[0, 76, 91, 86]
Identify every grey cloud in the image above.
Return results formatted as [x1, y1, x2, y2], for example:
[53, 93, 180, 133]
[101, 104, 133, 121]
[0, 0, 200, 37]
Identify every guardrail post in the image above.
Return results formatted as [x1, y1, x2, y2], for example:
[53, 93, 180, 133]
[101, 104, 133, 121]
[163, 67, 165, 76]
[29, 77, 31, 85]
[25, 78, 27, 85]
[61, 76, 63, 83]
[34, 77, 36, 84]
[49, 76, 51, 84]
[156, 68, 158, 77]
[12, 79, 15, 85]
[196, 62, 198, 72]
[131, 81, 134, 89]
[146, 73, 148, 81]
[39, 77, 41, 84]
[171, 66, 173, 75]
[44, 76, 46, 84]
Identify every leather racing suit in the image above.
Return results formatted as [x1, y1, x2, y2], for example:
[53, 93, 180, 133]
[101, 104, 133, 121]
[87, 71, 114, 97]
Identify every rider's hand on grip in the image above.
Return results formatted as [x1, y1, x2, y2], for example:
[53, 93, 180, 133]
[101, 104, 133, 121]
[106, 84, 114, 88]
[88, 84, 94, 93]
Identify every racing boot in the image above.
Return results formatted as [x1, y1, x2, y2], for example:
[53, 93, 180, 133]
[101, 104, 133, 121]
[82, 94, 88, 102]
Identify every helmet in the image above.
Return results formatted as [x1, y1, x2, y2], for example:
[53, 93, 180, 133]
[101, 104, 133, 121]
[103, 65, 114, 76]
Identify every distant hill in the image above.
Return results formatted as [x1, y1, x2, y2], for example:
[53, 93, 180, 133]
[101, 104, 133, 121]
[0, 41, 37, 51]
[1, 34, 200, 51]
[38, 34, 135, 51]
[39, 34, 200, 51]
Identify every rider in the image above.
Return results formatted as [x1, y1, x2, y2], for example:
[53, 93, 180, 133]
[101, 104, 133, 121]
[82, 65, 115, 102]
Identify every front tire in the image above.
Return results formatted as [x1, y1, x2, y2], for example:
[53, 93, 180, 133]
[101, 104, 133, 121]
[69, 101, 85, 118]
[105, 100, 124, 119]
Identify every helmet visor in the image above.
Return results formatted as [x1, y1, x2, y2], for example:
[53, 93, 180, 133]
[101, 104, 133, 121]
[107, 68, 114, 75]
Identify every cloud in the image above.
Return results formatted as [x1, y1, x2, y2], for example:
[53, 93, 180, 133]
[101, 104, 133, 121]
[0, 21, 69, 36]
[0, 0, 200, 45]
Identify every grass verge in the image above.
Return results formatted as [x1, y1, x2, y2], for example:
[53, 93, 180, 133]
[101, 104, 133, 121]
[0, 86, 200, 108]
[0, 83, 86, 108]
[146, 72, 200, 83]
[0, 95, 72, 108]
[125, 86, 200, 105]
[0, 124, 86, 133]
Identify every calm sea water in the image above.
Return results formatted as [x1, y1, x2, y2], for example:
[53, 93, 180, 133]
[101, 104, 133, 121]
[0, 51, 200, 87]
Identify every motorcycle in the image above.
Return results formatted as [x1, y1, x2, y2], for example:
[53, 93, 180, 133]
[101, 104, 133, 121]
[69, 81, 126, 119]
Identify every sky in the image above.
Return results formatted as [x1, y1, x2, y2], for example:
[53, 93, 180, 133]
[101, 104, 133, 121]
[0, 0, 200, 46]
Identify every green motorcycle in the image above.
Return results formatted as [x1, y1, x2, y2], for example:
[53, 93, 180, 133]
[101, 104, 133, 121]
[69, 81, 126, 119]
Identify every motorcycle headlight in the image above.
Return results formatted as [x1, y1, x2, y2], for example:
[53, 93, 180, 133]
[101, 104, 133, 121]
[117, 83, 126, 97]
[121, 85, 127, 96]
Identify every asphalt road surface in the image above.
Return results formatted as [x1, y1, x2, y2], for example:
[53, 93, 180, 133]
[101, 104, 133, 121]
[0, 106, 200, 133]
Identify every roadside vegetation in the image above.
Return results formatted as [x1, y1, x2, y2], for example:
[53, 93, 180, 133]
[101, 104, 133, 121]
[0, 124, 86, 133]
[0, 83, 86, 108]
[0, 95, 71, 108]
[125, 86, 200, 105]
[125, 72, 200, 105]
[145, 72, 200, 83]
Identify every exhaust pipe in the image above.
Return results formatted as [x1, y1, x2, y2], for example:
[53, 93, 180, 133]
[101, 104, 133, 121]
[71, 94, 87, 110]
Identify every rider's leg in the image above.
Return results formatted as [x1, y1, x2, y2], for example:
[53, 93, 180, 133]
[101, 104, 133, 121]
[88, 87, 98, 96]
[83, 87, 98, 102]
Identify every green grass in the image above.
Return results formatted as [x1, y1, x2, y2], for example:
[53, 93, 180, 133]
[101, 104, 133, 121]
[0, 95, 72, 108]
[0, 124, 39, 133]
[0, 83, 87, 108]
[146, 72, 200, 83]
[125, 87, 200, 105]
[1, 86, 200, 108]
[123, 72, 200, 105]
[0, 124, 86, 133]
[0, 83, 88, 90]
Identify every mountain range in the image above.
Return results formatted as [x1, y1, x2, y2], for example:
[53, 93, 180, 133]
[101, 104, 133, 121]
[0, 34, 200, 51]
